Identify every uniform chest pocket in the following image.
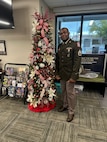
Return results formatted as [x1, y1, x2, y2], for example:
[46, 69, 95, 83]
[66, 47, 73, 58]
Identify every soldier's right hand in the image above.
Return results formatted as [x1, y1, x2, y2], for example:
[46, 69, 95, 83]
[55, 75, 61, 80]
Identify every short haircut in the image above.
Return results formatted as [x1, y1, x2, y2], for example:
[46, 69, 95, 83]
[60, 27, 69, 32]
[58, 27, 69, 35]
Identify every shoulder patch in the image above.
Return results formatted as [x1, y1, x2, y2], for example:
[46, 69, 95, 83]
[78, 50, 82, 56]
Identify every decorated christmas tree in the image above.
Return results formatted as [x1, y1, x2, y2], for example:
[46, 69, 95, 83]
[27, 10, 56, 112]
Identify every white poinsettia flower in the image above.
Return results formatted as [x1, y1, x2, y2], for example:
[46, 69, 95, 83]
[30, 100, 37, 108]
[32, 21, 37, 35]
[50, 61, 55, 68]
[38, 98, 42, 105]
[48, 88, 56, 101]
[48, 96, 53, 101]
[33, 101, 38, 108]
[32, 27, 36, 35]
[46, 55, 54, 65]
[39, 63, 45, 68]
[49, 88, 56, 95]
[27, 93, 34, 103]
[29, 70, 35, 78]
[38, 40, 42, 47]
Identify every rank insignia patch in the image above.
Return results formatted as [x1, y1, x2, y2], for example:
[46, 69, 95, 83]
[78, 50, 82, 56]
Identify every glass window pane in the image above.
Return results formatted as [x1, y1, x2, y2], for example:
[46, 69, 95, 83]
[56, 14, 107, 55]
[56, 16, 81, 52]
[82, 14, 107, 54]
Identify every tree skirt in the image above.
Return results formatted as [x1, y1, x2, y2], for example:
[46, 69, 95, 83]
[28, 102, 56, 112]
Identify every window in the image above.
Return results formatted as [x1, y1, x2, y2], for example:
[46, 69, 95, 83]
[56, 13, 107, 54]
[56, 16, 81, 52]
[92, 39, 101, 45]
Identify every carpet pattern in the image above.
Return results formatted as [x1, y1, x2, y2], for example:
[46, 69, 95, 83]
[0, 90, 107, 142]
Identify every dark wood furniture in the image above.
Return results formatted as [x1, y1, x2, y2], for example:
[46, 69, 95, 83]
[77, 74, 105, 97]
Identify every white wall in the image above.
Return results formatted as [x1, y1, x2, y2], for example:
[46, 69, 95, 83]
[0, 0, 40, 69]
[0, 0, 55, 69]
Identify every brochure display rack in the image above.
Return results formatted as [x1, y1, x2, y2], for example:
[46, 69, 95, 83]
[1, 63, 29, 104]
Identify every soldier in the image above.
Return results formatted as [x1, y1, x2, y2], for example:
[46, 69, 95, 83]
[55, 27, 81, 122]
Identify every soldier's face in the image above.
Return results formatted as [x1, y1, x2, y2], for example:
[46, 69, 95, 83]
[59, 29, 69, 41]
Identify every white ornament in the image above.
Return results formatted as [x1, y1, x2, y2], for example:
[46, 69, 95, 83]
[35, 65, 39, 70]
[39, 63, 45, 68]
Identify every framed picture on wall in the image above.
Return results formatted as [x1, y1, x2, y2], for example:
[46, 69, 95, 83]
[0, 40, 7, 55]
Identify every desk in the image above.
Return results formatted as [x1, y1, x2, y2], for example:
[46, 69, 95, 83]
[77, 74, 105, 97]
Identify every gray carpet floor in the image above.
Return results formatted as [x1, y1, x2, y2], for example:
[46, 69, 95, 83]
[0, 89, 107, 142]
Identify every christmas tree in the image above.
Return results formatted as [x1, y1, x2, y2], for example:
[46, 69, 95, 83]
[27, 10, 56, 112]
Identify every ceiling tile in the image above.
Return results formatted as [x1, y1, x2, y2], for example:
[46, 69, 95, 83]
[43, 0, 107, 8]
